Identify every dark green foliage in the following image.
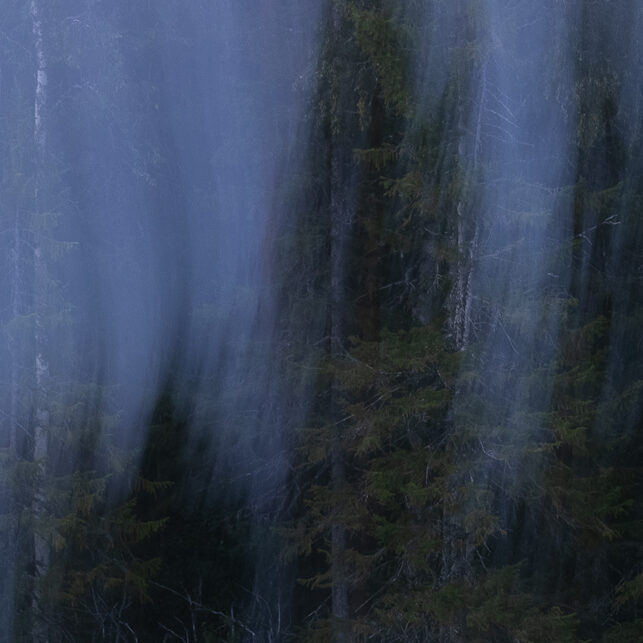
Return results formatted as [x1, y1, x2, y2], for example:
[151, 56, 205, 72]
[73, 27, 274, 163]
[0, 1, 640, 641]
[280, 3, 642, 642]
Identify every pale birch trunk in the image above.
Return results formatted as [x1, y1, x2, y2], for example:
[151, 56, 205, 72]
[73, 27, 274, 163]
[452, 63, 485, 351]
[441, 60, 488, 643]
[30, 1, 50, 639]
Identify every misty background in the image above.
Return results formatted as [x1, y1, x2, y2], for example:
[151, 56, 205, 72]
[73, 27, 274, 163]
[0, 1, 640, 641]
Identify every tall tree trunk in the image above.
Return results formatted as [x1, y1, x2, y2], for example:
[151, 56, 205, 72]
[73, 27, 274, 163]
[452, 62, 485, 351]
[329, 136, 350, 641]
[328, 6, 351, 635]
[30, 1, 50, 639]
[9, 210, 22, 454]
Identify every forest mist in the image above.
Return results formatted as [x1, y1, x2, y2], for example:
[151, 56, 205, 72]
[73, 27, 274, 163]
[0, 1, 640, 641]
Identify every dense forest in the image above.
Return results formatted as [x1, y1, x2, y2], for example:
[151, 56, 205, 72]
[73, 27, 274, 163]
[0, 1, 641, 641]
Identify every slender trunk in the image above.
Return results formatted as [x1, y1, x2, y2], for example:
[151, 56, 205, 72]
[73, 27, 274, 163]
[442, 62, 488, 643]
[452, 63, 485, 350]
[356, 91, 384, 344]
[328, 6, 351, 630]
[30, 1, 50, 639]
[9, 211, 22, 454]
[329, 137, 349, 640]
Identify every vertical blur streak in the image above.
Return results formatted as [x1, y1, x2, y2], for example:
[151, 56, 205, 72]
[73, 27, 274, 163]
[408, 0, 578, 578]
[152, 2, 326, 630]
[50, 2, 324, 494]
[0, 0, 324, 635]
[461, 0, 576, 451]
[456, 0, 577, 566]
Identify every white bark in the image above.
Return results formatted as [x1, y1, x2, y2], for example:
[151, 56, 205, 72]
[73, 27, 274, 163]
[30, 1, 50, 640]
[452, 63, 487, 349]
[30, 0, 47, 152]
